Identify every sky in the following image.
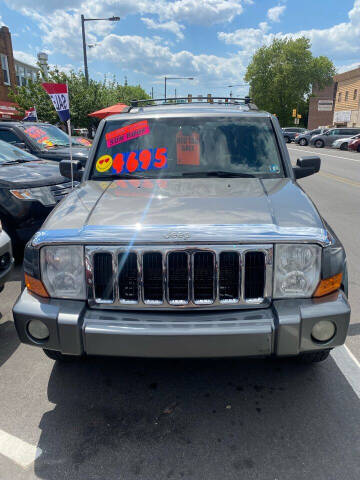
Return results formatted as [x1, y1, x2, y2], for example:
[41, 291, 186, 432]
[1, 0, 359, 99]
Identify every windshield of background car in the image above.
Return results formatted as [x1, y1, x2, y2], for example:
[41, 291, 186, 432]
[21, 124, 89, 149]
[0, 139, 37, 164]
[91, 116, 284, 179]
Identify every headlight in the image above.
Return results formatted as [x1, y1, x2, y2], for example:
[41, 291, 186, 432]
[40, 245, 86, 299]
[273, 244, 321, 298]
[11, 187, 55, 206]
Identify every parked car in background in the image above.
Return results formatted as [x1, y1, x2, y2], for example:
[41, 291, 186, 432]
[310, 127, 360, 148]
[0, 222, 13, 293]
[282, 127, 307, 143]
[294, 128, 328, 146]
[0, 140, 77, 251]
[348, 136, 360, 152]
[331, 134, 360, 150]
[0, 122, 90, 166]
[14, 100, 350, 364]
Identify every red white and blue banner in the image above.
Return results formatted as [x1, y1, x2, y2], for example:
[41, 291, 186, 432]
[41, 83, 70, 122]
[23, 106, 38, 122]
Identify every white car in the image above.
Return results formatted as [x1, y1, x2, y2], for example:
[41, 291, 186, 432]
[332, 134, 360, 150]
[0, 222, 13, 293]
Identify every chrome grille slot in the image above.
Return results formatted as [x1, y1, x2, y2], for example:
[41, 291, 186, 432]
[86, 245, 272, 310]
[219, 252, 240, 302]
[193, 252, 215, 303]
[244, 251, 265, 299]
[168, 252, 189, 304]
[93, 252, 113, 302]
[118, 252, 138, 303]
[143, 252, 163, 303]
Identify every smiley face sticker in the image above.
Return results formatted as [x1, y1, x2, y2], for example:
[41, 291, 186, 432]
[96, 154, 113, 173]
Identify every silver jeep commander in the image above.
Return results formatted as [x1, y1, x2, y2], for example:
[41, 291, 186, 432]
[13, 98, 350, 363]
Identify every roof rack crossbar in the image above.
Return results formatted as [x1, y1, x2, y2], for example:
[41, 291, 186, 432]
[130, 96, 254, 107]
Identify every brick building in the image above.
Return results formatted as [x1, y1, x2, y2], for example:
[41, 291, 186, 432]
[0, 25, 41, 120]
[307, 83, 337, 129]
[333, 67, 360, 127]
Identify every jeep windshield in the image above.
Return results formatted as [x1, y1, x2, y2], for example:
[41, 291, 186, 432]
[91, 116, 284, 179]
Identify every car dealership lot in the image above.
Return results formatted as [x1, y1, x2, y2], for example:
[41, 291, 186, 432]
[0, 144, 359, 480]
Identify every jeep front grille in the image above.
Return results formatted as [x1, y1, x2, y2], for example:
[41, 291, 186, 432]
[86, 245, 273, 310]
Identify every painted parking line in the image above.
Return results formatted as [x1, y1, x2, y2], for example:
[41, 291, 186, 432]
[331, 345, 360, 399]
[0, 429, 42, 469]
[318, 171, 360, 188]
[288, 147, 360, 163]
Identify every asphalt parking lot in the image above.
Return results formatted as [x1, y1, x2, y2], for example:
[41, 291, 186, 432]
[0, 144, 359, 480]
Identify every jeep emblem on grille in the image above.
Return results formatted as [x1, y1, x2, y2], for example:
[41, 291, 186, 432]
[164, 231, 191, 240]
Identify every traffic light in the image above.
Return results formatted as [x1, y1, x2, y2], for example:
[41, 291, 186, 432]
[292, 109, 297, 118]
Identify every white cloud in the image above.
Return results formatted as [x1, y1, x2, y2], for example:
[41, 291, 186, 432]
[141, 17, 185, 40]
[13, 50, 38, 67]
[336, 62, 360, 74]
[0, 16, 6, 26]
[267, 5, 286, 22]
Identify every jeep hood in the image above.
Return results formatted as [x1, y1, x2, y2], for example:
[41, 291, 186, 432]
[36, 178, 328, 245]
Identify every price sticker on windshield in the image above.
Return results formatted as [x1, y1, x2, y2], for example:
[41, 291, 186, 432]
[95, 148, 167, 175]
[105, 121, 150, 148]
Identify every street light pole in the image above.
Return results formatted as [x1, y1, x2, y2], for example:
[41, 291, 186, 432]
[81, 15, 89, 84]
[164, 76, 194, 101]
[81, 15, 120, 84]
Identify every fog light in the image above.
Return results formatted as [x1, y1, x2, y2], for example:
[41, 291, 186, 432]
[27, 320, 49, 341]
[311, 320, 336, 342]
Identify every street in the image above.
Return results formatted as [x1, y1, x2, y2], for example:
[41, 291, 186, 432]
[0, 144, 359, 480]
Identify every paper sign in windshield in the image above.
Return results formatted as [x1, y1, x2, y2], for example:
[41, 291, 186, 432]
[24, 126, 54, 147]
[106, 120, 150, 148]
[176, 131, 200, 165]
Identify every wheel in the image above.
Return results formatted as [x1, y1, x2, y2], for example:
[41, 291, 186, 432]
[43, 349, 83, 362]
[314, 139, 324, 148]
[284, 136, 291, 144]
[340, 143, 348, 150]
[357, 145, 360, 153]
[299, 138, 308, 146]
[296, 349, 331, 363]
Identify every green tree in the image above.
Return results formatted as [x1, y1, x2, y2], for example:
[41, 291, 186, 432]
[9, 67, 150, 128]
[244, 37, 335, 126]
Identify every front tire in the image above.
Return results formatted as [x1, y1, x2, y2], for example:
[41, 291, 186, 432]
[296, 349, 331, 363]
[314, 139, 324, 148]
[43, 349, 82, 362]
[357, 145, 360, 153]
[299, 138, 308, 146]
[340, 143, 348, 151]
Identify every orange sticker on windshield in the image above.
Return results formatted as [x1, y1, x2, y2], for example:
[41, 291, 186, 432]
[96, 154, 113, 172]
[176, 131, 200, 165]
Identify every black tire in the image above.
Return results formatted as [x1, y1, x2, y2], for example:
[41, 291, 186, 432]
[314, 139, 324, 148]
[43, 349, 82, 362]
[296, 349, 331, 363]
[357, 145, 360, 153]
[299, 138, 308, 146]
[340, 143, 348, 151]
[284, 136, 291, 144]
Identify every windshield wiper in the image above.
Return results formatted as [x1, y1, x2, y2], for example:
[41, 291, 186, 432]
[0, 159, 32, 165]
[181, 170, 256, 178]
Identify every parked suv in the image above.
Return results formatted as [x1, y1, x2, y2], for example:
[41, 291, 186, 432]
[13, 100, 350, 364]
[0, 122, 90, 165]
[310, 127, 360, 148]
[282, 127, 306, 143]
[0, 140, 77, 249]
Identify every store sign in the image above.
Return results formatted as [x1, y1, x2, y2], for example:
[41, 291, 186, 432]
[333, 110, 351, 123]
[318, 100, 333, 112]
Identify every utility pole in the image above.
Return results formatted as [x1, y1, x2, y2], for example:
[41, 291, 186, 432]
[81, 15, 89, 84]
[151, 87, 154, 99]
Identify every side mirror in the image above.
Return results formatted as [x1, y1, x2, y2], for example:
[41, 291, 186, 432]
[293, 156, 321, 180]
[59, 159, 83, 181]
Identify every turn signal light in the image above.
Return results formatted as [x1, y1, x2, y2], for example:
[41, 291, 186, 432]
[24, 273, 49, 298]
[313, 273, 342, 298]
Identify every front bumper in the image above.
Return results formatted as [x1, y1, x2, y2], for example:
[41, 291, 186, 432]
[0, 230, 14, 289]
[13, 289, 351, 358]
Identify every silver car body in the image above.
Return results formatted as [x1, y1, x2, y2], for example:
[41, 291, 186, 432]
[13, 105, 351, 358]
[331, 134, 360, 149]
[0, 229, 13, 291]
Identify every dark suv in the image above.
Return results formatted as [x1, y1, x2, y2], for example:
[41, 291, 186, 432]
[0, 122, 90, 165]
[282, 127, 307, 143]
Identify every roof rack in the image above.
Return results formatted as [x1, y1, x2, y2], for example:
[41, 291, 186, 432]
[130, 96, 258, 110]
